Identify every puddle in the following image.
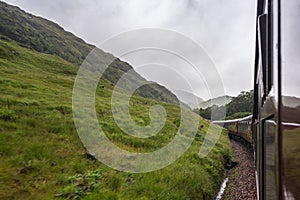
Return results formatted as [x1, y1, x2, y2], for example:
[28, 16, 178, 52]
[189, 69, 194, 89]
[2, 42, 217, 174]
[216, 177, 229, 200]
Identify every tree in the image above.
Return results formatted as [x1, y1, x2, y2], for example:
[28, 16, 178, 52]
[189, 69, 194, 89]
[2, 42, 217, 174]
[194, 90, 253, 120]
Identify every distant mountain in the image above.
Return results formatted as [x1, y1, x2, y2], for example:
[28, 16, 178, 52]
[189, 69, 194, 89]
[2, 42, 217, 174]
[198, 95, 233, 109]
[195, 91, 252, 120]
[173, 90, 203, 109]
[282, 96, 300, 108]
[282, 96, 300, 124]
[0, 1, 179, 105]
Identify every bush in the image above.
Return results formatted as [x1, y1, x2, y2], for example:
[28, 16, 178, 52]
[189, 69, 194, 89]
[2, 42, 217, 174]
[0, 109, 17, 121]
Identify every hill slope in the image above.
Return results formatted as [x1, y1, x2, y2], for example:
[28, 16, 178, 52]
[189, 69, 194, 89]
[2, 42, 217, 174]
[198, 95, 233, 109]
[173, 90, 204, 109]
[0, 1, 179, 105]
[0, 36, 232, 199]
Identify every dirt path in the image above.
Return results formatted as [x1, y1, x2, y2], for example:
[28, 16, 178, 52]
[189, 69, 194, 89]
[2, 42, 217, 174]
[223, 140, 257, 199]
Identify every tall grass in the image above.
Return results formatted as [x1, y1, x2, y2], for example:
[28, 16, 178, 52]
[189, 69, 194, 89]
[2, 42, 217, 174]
[0, 38, 232, 199]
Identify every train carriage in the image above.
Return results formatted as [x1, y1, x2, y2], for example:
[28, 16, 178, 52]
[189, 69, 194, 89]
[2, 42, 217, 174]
[214, 0, 300, 199]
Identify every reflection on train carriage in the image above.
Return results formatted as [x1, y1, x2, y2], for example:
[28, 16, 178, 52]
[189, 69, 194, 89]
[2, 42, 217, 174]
[281, 105, 300, 199]
[214, 0, 300, 199]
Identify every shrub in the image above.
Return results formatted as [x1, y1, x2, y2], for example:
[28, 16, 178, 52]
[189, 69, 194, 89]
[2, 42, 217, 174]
[0, 109, 17, 121]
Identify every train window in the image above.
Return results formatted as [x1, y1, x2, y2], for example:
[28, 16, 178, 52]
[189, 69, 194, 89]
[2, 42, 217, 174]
[271, 0, 279, 102]
[263, 118, 276, 199]
[252, 121, 261, 192]
[253, 122, 259, 167]
[258, 14, 268, 101]
[257, 0, 274, 102]
[267, 0, 273, 95]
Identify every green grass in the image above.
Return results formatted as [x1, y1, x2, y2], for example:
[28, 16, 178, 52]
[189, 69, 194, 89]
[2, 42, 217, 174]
[223, 167, 238, 200]
[0, 38, 233, 199]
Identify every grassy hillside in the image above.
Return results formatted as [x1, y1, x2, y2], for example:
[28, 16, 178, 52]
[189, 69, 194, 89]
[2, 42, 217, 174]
[0, 1, 179, 105]
[0, 38, 232, 199]
[0, 1, 92, 66]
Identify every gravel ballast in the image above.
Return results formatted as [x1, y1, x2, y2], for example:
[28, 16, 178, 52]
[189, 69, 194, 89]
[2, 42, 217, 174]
[223, 140, 257, 200]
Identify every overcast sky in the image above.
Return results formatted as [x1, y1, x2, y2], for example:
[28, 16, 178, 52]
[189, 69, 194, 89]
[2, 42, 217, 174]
[3, 0, 257, 100]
